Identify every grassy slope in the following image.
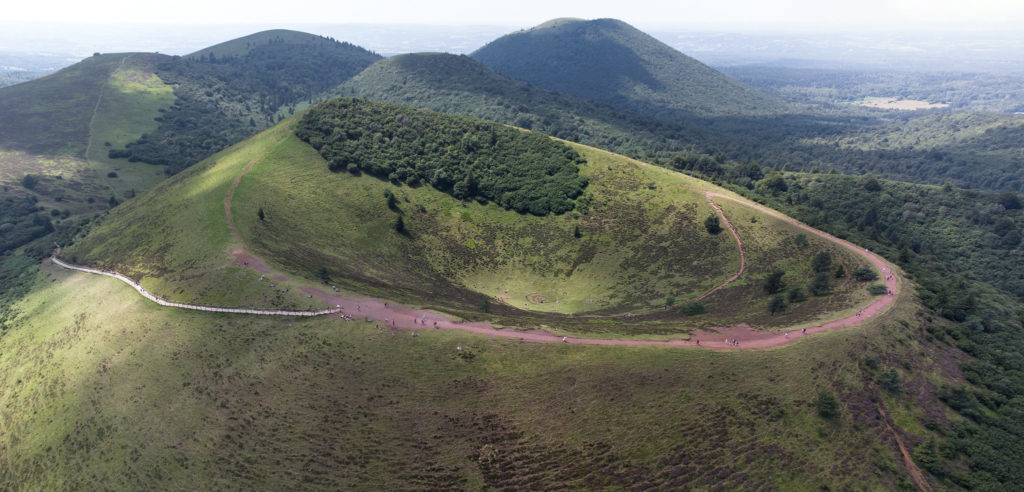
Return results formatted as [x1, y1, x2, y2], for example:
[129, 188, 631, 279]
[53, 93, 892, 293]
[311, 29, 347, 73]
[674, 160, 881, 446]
[0, 53, 173, 212]
[471, 18, 784, 119]
[0, 259, 948, 490]
[84, 55, 175, 196]
[68, 111, 868, 337]
[64, 121, 321, 311]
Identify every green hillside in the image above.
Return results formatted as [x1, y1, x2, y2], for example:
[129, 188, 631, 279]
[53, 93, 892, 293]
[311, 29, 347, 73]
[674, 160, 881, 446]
[0, 53, 175, 268]
[0, 100, 953, 490]
[471, 18, 784, 119]
[108, 30, 380, 173]
[66, 100, 870, 335]
[337, 52, 708, 159]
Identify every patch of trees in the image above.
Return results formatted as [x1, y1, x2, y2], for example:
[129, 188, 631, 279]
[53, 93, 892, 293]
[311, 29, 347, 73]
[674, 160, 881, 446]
[296, 99, 589, 215]
[0, 196, 54, 254]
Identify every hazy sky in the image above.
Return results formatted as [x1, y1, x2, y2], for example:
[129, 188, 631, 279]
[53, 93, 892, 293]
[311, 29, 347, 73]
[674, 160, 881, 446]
[5, 0, 1024, 29]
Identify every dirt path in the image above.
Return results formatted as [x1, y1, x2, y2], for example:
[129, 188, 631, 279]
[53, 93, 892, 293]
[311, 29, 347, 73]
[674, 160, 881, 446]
[878, 403, 932, 492]
[224, 138, 282, 269]
[698, 191, 746, 300]
[84, 55, 128, 161]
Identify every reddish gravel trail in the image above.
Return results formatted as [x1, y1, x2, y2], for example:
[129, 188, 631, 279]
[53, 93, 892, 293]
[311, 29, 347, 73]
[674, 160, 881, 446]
[287, 191, 900, 351]
[57, 154, 900, 351]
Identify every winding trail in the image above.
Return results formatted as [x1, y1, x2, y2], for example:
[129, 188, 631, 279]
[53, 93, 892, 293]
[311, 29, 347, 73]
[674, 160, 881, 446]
[53, 155, 901, 350]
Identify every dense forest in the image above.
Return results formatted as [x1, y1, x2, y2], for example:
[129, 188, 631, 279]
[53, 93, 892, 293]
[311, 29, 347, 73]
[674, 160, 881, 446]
[295, 98, 588, 215]
[109, 34, 380, 173]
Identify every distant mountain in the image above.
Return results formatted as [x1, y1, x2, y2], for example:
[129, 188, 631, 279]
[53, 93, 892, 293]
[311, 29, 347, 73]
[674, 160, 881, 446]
[471, 18, 784, 120]
[111, 30, 381, 173]
[337, 52, 707, 159]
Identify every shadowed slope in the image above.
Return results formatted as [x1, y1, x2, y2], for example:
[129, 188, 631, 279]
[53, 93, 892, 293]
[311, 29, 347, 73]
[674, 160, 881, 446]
[472, 18, 784, 120]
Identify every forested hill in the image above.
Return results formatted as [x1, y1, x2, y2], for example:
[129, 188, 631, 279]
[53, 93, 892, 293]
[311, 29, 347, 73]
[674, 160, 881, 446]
[336, 52, 707, 159]
[471, 18, 784, 120]
[108, 30, 381, 173]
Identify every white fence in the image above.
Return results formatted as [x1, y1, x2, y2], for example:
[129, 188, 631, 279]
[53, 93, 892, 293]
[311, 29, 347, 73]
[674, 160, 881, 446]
[51, 256, 340, 317]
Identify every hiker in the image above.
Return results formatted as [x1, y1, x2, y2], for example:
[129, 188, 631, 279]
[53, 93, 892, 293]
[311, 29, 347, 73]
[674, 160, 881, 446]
[562, 336, 568, 343]
[785, 332, 789, 338]
[802, 327, 807, 334]
[696, 339, 701, 346]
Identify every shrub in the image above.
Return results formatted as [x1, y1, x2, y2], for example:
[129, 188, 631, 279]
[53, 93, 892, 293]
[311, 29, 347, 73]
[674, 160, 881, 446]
[704, 215, 722, 234]
[867, 284, 888, 295]
[808, 272, 831, 296]
[679, 301, 705, 316]
[815, 391, 840, 419]
[787, 286, 807, 303]
[852, 267, 879, 282]
[769, 295, 786, 315]
[763, 269, 786, 294]
[812, 251, 832, 272]
[20, 174, 38, 190]
[879, 369, 902, 394]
